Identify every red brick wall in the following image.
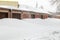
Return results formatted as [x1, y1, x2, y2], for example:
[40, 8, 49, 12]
[21, 12, 31, 19]
[21, 12, 48, 19]
[35, 13, 48, 19]
[43, 14, 48, 19]
[35, 13, 41, 18]
[54, 16, 60, 19]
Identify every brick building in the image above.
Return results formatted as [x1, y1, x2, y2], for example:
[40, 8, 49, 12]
[0, 1, 49, 19]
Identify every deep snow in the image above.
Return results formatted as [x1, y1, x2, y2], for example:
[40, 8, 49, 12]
[0, 18, 60, 40]
[22, 18, 60, 27]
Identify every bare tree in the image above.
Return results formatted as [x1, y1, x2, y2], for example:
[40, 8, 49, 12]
[50, 0, 60, 12]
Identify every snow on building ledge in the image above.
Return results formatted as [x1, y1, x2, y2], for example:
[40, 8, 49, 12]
[0, 4, 49, 14]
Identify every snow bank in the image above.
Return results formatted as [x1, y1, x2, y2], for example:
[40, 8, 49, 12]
[0, 18, 60, 40]
[22, 18, 60, 40]
[0, 18, 49, 40]
[22, 18, 60, 27]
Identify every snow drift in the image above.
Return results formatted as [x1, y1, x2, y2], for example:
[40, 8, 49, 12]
[0, 18, 60, 40]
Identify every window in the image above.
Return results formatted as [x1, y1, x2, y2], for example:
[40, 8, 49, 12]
[31, 14, 35, 18]
[41, 15, 43, 19]
[48, 14, 52, 18]
[12, 13, 21, 19]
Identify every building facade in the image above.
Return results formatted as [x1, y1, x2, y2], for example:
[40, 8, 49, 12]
[0, 7, 49, 19]
[0, 1, 49, 19]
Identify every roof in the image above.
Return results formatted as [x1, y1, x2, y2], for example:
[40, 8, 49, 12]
[0, 5, 49, 14]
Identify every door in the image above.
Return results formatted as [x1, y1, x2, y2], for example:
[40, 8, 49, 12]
[0, 12, 8, 19]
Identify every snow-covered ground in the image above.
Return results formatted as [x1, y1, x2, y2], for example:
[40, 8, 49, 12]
[22, 18, 60, 27]
[0, 18, 60, 40]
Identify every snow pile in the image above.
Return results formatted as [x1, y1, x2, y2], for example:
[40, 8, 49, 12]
[0, 18, 50, 40]
[27, 30, 60, 40]
[22, 18, 60, 27]
[0, 18, 60, 40]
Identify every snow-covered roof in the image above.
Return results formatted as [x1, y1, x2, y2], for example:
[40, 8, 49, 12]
[0, 0, 57, 14]
[0, 5, 49, 14]
[0, 5, 56, 14]
[0, 5, 18, 9]
[19, 5, 49, 13]
[18, 0, 57, 14]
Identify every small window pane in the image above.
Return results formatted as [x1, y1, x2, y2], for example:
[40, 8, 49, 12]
[31, 14, 35, 18]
